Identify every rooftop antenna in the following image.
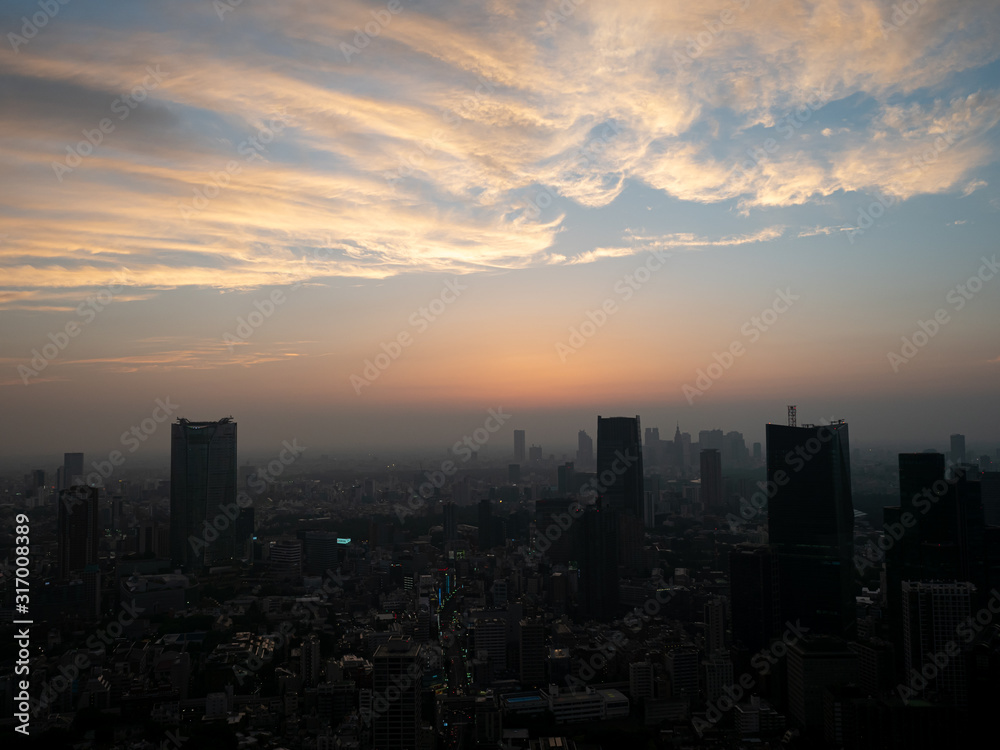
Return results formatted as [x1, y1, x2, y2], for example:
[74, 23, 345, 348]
[787, 405, 797, 427]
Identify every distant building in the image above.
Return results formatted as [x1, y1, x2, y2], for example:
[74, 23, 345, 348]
[58, 486, 99, 580]
[700, 449, 723, 512]
[950, 433, 966, 464]
[372, 636, 422, 749]
[62, 452, 84, 489]
[576, 430, 594, 468]
[514, 430, 526, 463]
[169, 418, 239, 570]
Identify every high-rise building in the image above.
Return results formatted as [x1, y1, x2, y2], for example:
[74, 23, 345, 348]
[901, 581, 974, 706]
[786, 637, 858, 733]
[766, 420, 854, 637]
[170, 417, 238, 570]
[700, 449, 723, 512]
[730, 544, 779, 653]
[557, 462, 575, 495]
[474, 618, 507, 672]
[983, 472, 1000, 527]
[514, 430, 526, 463]
[58, 485, 99, 579]
[574, 499, 619, 622]
[372, 636, 422, 749]
[478, 497, 493, 550]
[577, 430, 594, 468]
[950, 434, 966, 464]
[301, 633, 321, 688]
[442, 501, 458, 543]
[596, 415, 644, 518]
[704, 597, 728, 656]
[519, 618, 546, 687]
[63, 452, 84, 489]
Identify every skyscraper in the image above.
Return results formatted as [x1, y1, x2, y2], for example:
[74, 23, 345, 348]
[766, 419, 854, 637]
[514, 430, 526, 463]
[950, 433, 966, 464]
[62, 452, 84, 489]
[58, 485, 99, 579]
[574, 498, 619, 621]
[576, 430, 594, 468]
[170, 417, 238, 570]
[596, 415, 644, 518]
[372, 636, 422, 749]
[901, 581, 974, 706]
[700, 449, 723, 513]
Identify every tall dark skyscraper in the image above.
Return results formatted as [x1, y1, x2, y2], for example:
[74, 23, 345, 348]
[372, 636, 422, 749]
[514, 429, 525, 463]
[577, 429, 594, 468]
[58, 485, 99, 580]
[596, 415, 644, 518]
[766, 419, 854, 637]
[700, 448, 723, 513]
[170, 417, 238, 570]
[574, 499, 619, 621]
[62, 452, 84, 489]
[950, 433, 966, 464]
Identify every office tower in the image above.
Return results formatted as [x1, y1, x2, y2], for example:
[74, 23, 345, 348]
[303, 531, 341, 576]
[442, 501, 458, 543]
[730, 544, 779, 653]
[514, 430, 526, 463]
[528, 444, 543, 462]
[508, 463, 520, 484]
[666, 647, 699, 697]
[474, 618, 507, 673]
[596, 415, 644, 518]
[704, 597, 728, 656]
[786, 637, 858, 734]
[629, 661, 654, 700]
[372, 636, 422, 749]
[699, 429, 724, 453]
[576, 430, 594, 468]
[983, 472, 1000, 527]
[63, 452, 84, 489]
[700, 449, 723, 513]
[519, 618, 546, 687]
[534, 497, 578, 565]
[901, 581, 974, 706]
[950, 434, 966, 464]
[301, 633, 321, 688]
[673, 424, 692, 469]
[58, 486, 99, 579]
[557, 462, 574, 495]
[478, 497, 493, 550]
[704, 656, 734, 702]
[31, 469, 45, 491]
[724, 431, 747, 466]
[766, 419, 854, 637]
[270, 539, 302, 577]
[753, 442, 762, 463]
[169, 417, 238, 570]
[574, 499, 619, 621]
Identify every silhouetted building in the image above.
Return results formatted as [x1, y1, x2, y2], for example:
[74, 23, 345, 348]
[170, 417, 238, 570]
[443, 501, 458, 543]
[573, 431, 594, 473]
[478, 497, 493, 550]
[766, 420, 854, 637]
[596, 415, 644, 518]
[950, 434, 966, 464]
[557, 462, 575, 495]
[372, 636, 422, 749]
[901, 581, 974, 706]
[62, 452, 84, 489]
[58, 485, 99, 579]
[574, 499, 619, 621]
[700, 449, 723, 513]
[514, 430, 526, 463]
[730, 543, 779, 653]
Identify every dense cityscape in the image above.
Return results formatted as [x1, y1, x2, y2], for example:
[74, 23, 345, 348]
[2, 411, 999, 748]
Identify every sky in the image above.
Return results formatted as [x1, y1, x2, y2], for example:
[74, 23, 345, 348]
[1, 0, 999, 464]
